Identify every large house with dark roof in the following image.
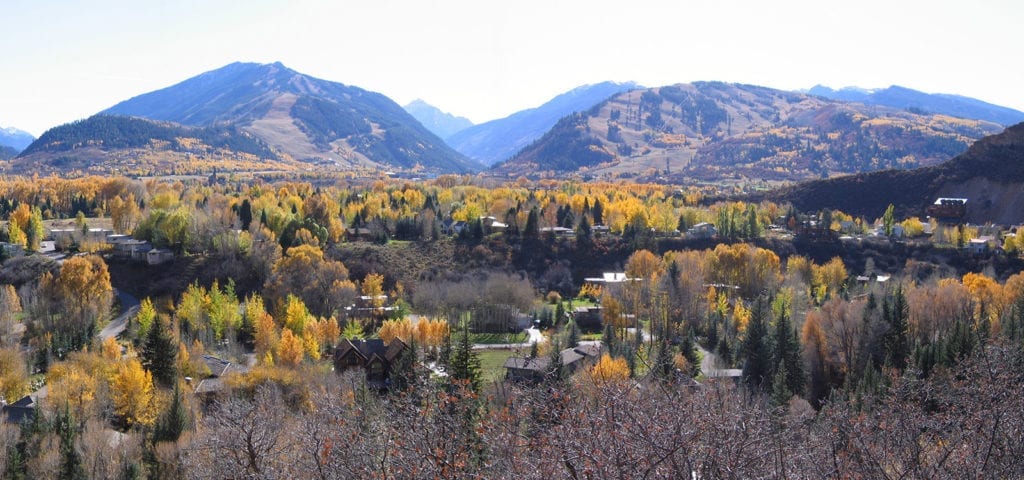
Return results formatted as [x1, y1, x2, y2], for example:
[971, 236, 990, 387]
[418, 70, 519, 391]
[334, 338, 408, 388]
[503, 343, 602, 383]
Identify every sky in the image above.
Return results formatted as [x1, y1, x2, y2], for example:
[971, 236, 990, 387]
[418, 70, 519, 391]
[1, 0, 1022, 137]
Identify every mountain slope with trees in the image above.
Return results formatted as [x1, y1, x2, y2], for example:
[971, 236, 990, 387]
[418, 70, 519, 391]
[10, 115, 296, 176]
[447, 81, 638, 166]
[764, 121, 1024, 224]
[493, 82, 1004, 182]
[103, 62, 479, 173]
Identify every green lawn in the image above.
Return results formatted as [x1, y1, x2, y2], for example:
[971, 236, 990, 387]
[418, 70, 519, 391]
[470, 332, 528, 344]
[476, 348, 515, 383]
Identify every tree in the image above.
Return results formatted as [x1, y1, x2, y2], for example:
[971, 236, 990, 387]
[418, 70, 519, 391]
[277, 328, 305, 367]
[154, 382, 191, 444]
[882, 203, 895, 237]
[49, 255, 114, 345]
[770, 296, 805, 397]
[110, 358, 157, 428]
[741, 296, 771, 391]
[134, 297, 156, 339]
[448, 319, 481, 392]
[881, 285, 910, 369]
[523, 207, 540, 238]
[142, 316, 178, 388]
[590, 353, 629, 385]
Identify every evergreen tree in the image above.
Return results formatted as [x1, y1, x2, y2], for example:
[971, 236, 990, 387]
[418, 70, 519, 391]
[524, 207, 540, 238]
[575, 214, 592, 248]
[238, 199, 253, 231]
[566, 320, 581, 347]
[153, 382, 191, 443]
[882, 285, 910, 369]
[771, 300, 805, 397]
[592, 198, 604, 225]
[448, 319, 481, 392]
[546, 337, 565, 384]
[57, 406, 85, 480]
[141, 317, 178, 388]
[741, 296, 772, 391]
[652, 340, 676, 381]
[390, 337, 418, 393]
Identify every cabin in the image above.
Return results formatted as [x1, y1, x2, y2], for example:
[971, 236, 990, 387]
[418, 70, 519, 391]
[503, 344, 603, 383]
[926, 198, 967, 223]
[192, 355, 250, 402]
[334, 338, 408, 388]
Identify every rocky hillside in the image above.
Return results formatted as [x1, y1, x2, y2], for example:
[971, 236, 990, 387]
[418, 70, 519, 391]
[492, 82, 1003, 182]
[764, 122, 1024, 224]
[103, 62, 479, 174]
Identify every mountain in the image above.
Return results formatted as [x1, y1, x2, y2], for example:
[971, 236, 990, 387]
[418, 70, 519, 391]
[403, 99, 473, 140]
[446, 81, 638, 166]
[765, 122, 1024, 225]
[492, 82, 1003, 182]
[0, 146, 17, 161]
[10, 115, 291, 176]
[103, 62, 479, 173]
[0, 126, 35, 152]
[808, 85, 1024, 127]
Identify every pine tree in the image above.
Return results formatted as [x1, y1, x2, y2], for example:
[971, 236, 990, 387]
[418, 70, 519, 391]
[448, 319, 481, 392]
[524, 207, 540, 238]
[882, 285, 910, 369]
[390, 336, 418, 393]
[566, 320, 580, 347]
[56, 405, 85, 480]
[141, 317, 178, 388]
[153, 382, 191, 443]
[741, 296, 772, 391]
[771, 300, 805, 397]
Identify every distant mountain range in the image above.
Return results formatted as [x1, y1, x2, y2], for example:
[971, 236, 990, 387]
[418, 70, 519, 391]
[0, 126, 35, 152]
[766, 121, 1024, 225]
[403, 100, 473, 140]
[492, 82, 1004, 182]
[807, 85, 1024, 127]
[446, 81, 638, 166]
[97, 62, 478, 173]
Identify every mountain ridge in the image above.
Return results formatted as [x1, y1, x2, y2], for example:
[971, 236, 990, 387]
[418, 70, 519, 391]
[492, 82, 1004, 182]
[807, 85, 1024, 127]
[102, 62, 479, 173]
[446, 81, 639, 166]
[403, 99, 474, 140]
[0, 126, 35, 152]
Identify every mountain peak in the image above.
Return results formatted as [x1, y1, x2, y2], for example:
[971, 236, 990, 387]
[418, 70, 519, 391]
[403, 99, 473, 140]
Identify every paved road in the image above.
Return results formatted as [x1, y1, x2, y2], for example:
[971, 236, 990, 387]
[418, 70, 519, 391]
[98, 289, 140, 340]
[28, 289, 139, 403]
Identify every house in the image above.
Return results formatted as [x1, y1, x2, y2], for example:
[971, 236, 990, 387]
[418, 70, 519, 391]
[50, 228, 77, 244]
[540, 226, 574, 238]
[687, 222, 717, 239]
[146, 248, 174, 265]
[192, 355, 250, 398]
[110, 238, 152, 260]
[572, 306, 604, 332]
[926, 197, 967, 223]
[345, 227, 373, 242]
[334, 338, 408, 388]
[480, 216, 508, 234]
[1, 395, 36, 424]
[967, 236, 995, 255]
[503, 344, 603, 383]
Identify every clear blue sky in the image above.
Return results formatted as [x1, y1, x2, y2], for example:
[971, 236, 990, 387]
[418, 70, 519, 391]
[2, 0, 1021, 136]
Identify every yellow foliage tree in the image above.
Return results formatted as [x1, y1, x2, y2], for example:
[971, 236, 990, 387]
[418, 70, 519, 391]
[109, 358, 157, 427]
[100, 336, 121, 361]
[277, 328, 305, 367]
[284, 294, 313, 335]
[0, 347, 29, 403]
[254, 311, 278, 364]
[590, 353, 630, 384]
